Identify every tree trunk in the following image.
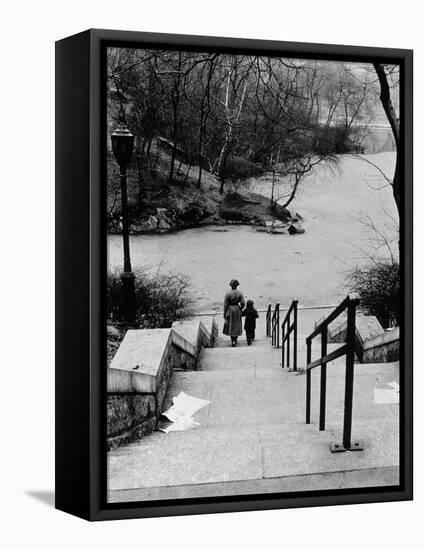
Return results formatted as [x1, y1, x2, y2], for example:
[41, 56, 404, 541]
[197, 114, 205, 188]
[373, 63, 400, 214]
[198, 58, 215, 188]
[216, 127, 233, 180]
[282, 174, 301, 209]
[219, 177, 225, 194]
[218, 146, 231, 194]
[271, 170, 276, 207]
[197, 163, 203, 189]
[168, 108, 178, 185]
[136, 150, 143, 216]
[168, 53, 182, 185]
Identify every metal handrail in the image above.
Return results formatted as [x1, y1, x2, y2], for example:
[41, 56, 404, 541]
[266, 304, 272, 337]
[305, 293, 362, 453]
[281, 299, 298, 371]
[271, 303, 280, 347]
[306, 294, 356, 342]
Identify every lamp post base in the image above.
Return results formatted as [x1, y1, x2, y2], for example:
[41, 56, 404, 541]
[120, 271, 136, 324]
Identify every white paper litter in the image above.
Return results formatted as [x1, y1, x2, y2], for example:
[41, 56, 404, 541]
[160, 392, 210, 433]
[374, 381, 400, 404]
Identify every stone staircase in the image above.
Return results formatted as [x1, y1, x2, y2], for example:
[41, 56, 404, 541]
[108, 307, 399, 503]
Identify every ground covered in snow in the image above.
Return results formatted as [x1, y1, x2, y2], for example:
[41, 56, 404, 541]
[108, 153, 397, 311]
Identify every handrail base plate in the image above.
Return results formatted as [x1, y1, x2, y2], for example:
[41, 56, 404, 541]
[329, 441, 364, 453]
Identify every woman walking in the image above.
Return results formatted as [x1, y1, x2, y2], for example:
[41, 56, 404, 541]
[223, 279, 245, 346]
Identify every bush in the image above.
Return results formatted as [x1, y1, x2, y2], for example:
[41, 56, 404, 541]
[313, 124, 356, 155]
[107, 269, 193, 328]
[223, 155, 263, 183]
[345, 260, 400, 328]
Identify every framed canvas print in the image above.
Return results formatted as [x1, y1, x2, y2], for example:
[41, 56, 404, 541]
[55, 29, 413, 521]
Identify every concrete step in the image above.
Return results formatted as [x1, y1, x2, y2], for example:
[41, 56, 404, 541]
[199, 346, 282, 371]
[108, 356, 399, 502]
[206, 342, 337, 354]
[213, 335, 316, 347]
[179, 361, 398, 382]
[200, 342, 344, 371]
[164, 362, 399, 430]
[108, 416, 399, 501]
[214, 338, 271, 348]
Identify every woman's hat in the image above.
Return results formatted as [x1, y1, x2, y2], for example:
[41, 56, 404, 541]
[229, 279, 240, 288]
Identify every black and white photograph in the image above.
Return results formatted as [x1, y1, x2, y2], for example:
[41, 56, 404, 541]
[105, 45, 404, 504]
[3, 0, 421, 543]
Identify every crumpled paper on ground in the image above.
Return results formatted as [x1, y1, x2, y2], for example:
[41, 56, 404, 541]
[160, 391, 210, 433]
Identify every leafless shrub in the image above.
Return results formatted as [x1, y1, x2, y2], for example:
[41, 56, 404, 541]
[345, 259, 399, 328]
[344, 215, 399, 328]
[107, 268, 193, 328]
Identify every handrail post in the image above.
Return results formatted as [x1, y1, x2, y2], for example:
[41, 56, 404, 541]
[330, 297, 363, 453]
[304, 294, 363, 453]
[293, 301, 298, 372]
[266, 304, 271, 337]
[272, 303, 279, 347]
[281, 322, 285, 368]
[343, 301, 356, 449]
[306, 339, 311, 424]
[270, 303, 281, 347]
[319, 325, 327, 431]
[286, 315, 290, 369]
[270, 304, 272, 338]
[277, 305, 280, 348]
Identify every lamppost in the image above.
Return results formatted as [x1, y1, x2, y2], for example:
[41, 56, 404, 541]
[111, 114, 136, 323]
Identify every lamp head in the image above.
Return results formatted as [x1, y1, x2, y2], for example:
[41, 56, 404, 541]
[111, 117, 134, 169]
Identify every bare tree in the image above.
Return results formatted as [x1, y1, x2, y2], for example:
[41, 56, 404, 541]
[107, 48, 384, 229]
[373, 64, 400, 213]
[212, 55, 252, 192]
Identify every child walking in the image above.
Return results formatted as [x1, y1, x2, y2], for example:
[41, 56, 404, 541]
[242, 300, 259, 345]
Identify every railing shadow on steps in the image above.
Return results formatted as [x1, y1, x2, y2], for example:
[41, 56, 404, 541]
[305, 293, 363, 453]
[281, 299, 298, 371]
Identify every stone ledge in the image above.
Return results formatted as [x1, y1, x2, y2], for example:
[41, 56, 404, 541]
[108, 318, 218, 393]
[362, 327, 400, 363]
[314, 312, 398, 364]
[198, 316, 219, 346]
[328, 314, 385, 345]
[363, 326, 399, 350]
[107, 317, 218, 448]
[171, 316, 218, 354]
[330, 317, 400, 364]
[108, 329, 173, 393]
[171, 321, 198, 356]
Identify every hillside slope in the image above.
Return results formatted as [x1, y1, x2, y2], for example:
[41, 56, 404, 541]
[107, 138, 293, 234]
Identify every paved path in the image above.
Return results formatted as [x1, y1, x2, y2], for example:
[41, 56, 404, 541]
[108, 308, 399, 503]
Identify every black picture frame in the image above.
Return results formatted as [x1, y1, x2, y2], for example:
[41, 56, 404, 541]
[55, 28, 413, 521]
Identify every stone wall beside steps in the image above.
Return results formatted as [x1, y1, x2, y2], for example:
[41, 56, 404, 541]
[107, 317, 218, 450]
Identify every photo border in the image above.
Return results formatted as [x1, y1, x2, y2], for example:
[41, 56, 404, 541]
[55, 29, 413, 521]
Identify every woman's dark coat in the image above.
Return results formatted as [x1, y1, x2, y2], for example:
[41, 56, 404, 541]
[223, 289, 245, 336]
